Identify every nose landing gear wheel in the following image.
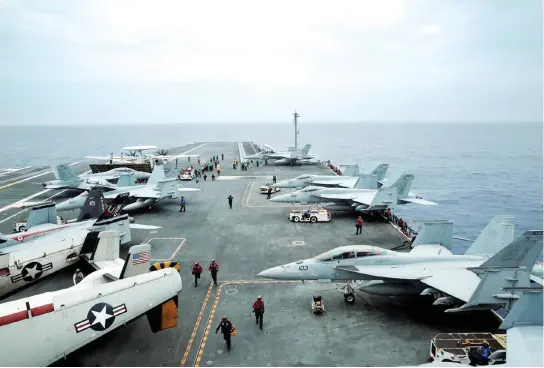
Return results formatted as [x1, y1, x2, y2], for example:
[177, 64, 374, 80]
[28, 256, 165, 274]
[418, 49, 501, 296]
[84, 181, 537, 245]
[344, 293, 355, 304]
[293, 216, 300, 222]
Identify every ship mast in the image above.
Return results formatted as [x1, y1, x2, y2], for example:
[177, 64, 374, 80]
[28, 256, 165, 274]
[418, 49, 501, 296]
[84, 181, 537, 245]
[293, 110, 300, 149]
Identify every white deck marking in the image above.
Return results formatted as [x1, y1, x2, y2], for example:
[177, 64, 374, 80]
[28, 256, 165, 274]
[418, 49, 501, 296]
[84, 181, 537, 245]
[0, 166, 33, 177]
[0, 161, 80, 191]
[182, 143, 207, 154]
[0, 190, 68, 224]
[0, 189, 52, 213]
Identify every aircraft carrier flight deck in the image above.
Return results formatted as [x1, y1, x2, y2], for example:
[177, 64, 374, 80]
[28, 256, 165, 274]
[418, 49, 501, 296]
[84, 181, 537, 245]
[0, 142, 501, 367]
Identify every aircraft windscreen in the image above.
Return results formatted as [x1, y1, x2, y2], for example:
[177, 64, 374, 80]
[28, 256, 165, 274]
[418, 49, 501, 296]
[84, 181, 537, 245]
[301, 187, 319, 192]
[313, 247, 355, 261]
[298, 175, 311, 180]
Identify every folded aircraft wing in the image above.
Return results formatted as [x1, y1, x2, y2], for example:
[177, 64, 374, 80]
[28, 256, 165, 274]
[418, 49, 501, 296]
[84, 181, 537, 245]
[265, 153, 291, 159]
[311, 178, 358, 188]
[314, 191, 378, 206]
[333, 264, 479, 302]
[104, 187, 160, 200]
[400, 197, 438, 205]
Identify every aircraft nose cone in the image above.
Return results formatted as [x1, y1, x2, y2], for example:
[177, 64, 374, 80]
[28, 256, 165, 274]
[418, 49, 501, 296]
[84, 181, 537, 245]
[257, 266, 281, 279]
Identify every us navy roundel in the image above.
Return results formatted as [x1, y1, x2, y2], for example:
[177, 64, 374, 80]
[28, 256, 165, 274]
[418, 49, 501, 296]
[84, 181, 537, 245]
[11, 261, 53, 283]
[74, 302, 127, 333]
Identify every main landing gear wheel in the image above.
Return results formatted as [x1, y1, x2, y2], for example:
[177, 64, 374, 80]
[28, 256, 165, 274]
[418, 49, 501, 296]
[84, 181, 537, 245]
[293, 216, 300, 222]
[342, 284, 356, 304]
[310, 216, 317, 223]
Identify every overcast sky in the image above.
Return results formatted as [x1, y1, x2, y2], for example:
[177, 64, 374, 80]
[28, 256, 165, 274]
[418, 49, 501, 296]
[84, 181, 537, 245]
[0, 0, 542, 125]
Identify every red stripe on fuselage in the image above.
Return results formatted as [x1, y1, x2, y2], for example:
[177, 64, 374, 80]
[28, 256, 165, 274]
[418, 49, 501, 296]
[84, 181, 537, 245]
[0, 311, 28, 327]
[10, 225, 71, 242]
[31, 303, 54, 317]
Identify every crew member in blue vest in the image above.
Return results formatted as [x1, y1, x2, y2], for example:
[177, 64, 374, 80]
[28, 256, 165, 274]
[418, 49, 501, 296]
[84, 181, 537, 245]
[179, 196, 186, 212]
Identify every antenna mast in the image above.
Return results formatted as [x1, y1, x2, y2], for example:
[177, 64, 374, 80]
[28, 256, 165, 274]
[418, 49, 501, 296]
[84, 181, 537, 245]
[293, 110, 300, 149]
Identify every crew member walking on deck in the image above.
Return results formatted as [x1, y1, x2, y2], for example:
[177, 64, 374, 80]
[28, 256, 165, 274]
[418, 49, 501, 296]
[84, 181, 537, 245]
[192, 262, 203, 287]
[272, 175, 277, 184]
[203, 173, 207, 181]
[212, 173, 216, 181]
[221, 153, 224, 160]
[179, 196, 186, 212]
[267, 186, 272, 199]
[228, 194, 233, 209]
[355, 216, 363, 234]
[208, 259, 219, 285]
[253, 296, 265, 330]
[215, 316, 234, 351]
[73, 268, 84, 285]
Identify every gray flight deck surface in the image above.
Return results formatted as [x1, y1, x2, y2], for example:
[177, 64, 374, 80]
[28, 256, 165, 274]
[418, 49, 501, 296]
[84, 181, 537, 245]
[0, 142, 501, 367]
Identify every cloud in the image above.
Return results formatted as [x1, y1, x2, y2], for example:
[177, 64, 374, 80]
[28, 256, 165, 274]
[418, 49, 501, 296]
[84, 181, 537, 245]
[0, 0, 542, 124]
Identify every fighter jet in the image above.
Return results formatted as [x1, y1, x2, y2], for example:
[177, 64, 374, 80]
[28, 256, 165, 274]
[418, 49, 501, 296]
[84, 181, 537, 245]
[270, 173, 436, 212]
[86, 145, 199, 165]
[272, 164, 389, 189]
[257, 216, 543, 308]
[0, 189, 159, 249]
[245, 144, 317, 164]
[56, 164, 200, 212]
[42, 164, 120, 191]
[0, 230, 183, 366]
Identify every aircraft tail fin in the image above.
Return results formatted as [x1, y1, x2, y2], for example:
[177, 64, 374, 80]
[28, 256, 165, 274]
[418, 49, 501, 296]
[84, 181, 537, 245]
[156, 178, 180, 199]
[478, 230, 543, 270]
[370, 164, 389, 181]
[342, 164, 360, 177]
[147, 165, 165, 185]
[445, 230, 543, 314]
[411, 220, 454, 250]
[119, 243, 151, 279]
[464, 215, 515, 256]
[354, 174, 379, 189]
[55, 164, 80, 182]
[389, 173, 414, 198]
[499, 290, 543, 329]
[300, 144, 311, 156]
[94, 193, 131, 222]
[76, 188, 105, 222]
[26, 202, 58, 229]
[370, 187, 397, 210]
[86, 230, 120, 262]
[116, 173, 135, 187]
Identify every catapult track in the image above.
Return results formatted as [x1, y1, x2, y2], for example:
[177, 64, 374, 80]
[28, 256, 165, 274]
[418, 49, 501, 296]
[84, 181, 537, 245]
[0, 142, 501, 367]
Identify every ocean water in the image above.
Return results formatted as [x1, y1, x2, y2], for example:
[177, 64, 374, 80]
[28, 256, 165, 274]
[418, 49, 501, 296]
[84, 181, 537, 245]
[0, 122, 542, 253]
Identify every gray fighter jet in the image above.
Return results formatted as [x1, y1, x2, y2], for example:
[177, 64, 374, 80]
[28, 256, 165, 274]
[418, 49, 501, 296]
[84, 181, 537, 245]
[258, 216, 543, 308]
[269, 173, 436, 212]
[42, 164, 150, 191]
[272, 163, 389, 189]
[56, 164, 199, 212]
[245, 144, 317, 164]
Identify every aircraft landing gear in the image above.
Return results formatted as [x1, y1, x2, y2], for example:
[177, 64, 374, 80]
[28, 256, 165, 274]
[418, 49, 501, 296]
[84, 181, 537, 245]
[341, 284, 356, 304]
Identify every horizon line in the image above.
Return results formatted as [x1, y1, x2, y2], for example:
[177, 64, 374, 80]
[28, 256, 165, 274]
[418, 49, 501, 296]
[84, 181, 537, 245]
[0, 121, 541, 127]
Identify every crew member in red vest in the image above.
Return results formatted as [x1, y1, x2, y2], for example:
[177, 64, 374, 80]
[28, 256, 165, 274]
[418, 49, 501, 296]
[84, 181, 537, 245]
[253, 295, 265, 330]
[192, 261, 203, 287]
[208, 259, 220, 285]
[356, 216, 364, 235]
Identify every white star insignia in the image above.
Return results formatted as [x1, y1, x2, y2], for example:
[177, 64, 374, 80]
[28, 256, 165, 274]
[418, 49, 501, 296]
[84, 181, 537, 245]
[91, 305, 113, 328]
[24, 264, 40, 280]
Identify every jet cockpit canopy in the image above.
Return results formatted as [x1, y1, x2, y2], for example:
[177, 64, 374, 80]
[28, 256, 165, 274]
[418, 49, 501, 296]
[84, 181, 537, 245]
[313, 245, 389, 261]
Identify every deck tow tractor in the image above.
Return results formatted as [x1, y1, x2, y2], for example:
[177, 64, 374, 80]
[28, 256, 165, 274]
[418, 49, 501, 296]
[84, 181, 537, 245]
[289, 209, 331, 223]
[311, 295, 325, 314]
